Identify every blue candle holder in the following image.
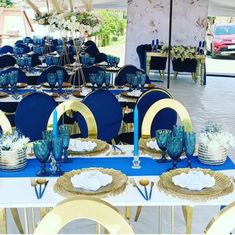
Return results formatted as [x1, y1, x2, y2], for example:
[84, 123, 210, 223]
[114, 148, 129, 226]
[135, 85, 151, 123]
[132, 155, 141, 169]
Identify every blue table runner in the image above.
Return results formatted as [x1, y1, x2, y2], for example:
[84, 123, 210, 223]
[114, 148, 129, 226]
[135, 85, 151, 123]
[0, 156, 234, 178]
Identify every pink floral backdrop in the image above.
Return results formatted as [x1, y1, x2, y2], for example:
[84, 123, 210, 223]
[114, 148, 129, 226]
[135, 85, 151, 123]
[125, 0, 209, 66]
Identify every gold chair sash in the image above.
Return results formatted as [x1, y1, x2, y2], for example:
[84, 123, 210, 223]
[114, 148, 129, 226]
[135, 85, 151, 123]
[0, 110, 12, 134]
[141, 98, 192, 139]
[47, 100, 97, 138]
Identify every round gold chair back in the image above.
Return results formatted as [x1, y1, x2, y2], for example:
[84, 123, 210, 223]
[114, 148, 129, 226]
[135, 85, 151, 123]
[47, 100, 97, 138]
[205, 201, 235, 235]
[141, 98, 192, 139]
[34, 196, 134, 234]
[0, 110, 12, 134]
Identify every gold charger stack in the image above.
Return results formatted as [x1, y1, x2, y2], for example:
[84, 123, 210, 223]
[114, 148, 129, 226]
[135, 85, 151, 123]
[158, 168, 233, 201]
[54, 168, 128, 198]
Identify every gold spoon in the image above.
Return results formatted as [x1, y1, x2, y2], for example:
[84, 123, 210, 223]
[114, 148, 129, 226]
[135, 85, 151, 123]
[139, 179, 150, 200]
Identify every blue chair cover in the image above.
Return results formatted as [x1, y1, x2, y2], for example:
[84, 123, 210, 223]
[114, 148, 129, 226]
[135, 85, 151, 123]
[15, 40, 23, 45]
[23, 37, 33, 44]
[14, 43, 30, 54]
[0, 67, 27, 83]
[15, 92, 57, 141]
[0, 55, 16, 68]
[114, 65, 150, 86]
[77, 89, 123, 142]
[94, 52, 107, 63]
[37, 65, 69, 84]
[84, 40, 100, 57]
[0, 45, 13, 54]
[136, 44, 167, 72]
[29, 53, 41, 67]
[137, 88, 177, 138]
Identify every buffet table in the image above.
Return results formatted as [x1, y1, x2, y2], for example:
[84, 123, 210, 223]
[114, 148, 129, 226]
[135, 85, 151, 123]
[0, 145, 234, 234]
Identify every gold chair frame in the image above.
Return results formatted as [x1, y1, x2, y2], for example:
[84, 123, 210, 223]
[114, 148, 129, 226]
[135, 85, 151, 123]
[205, 201, 235, 235]
[141, 98, 192, 139]
[34, 196, 134, 234]
[47, 100, 97, 139]
[0, 110, 12, 134]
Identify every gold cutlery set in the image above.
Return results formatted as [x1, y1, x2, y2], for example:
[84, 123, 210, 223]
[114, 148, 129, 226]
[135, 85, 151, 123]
[31, 178, 49, 199]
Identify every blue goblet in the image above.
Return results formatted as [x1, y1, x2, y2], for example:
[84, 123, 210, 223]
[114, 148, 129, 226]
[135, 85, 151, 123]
[104, 73, 111, 89]
[172, 125, 184, 139]
[114, 57, 120, 67]
[58, 125, 71, 163]
[33, 140, 51, 176]
[42, 130, 53, 161]
[167, 136, 184, 170]
[56, 70, 64, 94]
[156, 129, 172, 163]
[184, 132, 196, 168]
[47, 73, 57, 92]
[9, 71, 18, 93]
[140, 74, 146, 92]
[131, 75, 139, 90]
[89, 73, 96, 91]
[96, 74, 104, 88]
[51, 136, 64, 176]
[0, 74, 9, 91]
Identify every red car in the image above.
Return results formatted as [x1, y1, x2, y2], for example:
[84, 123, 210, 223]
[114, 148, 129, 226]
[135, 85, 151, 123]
[207, 23, 235, 58]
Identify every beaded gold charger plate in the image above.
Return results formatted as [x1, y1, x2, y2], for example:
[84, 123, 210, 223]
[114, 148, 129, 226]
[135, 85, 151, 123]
[17, 83, 28, 88]
[54, 167, 128, 198]
[158, 168, 233, 201]
[139, 138, 186, 160]
[72, 91, 85, 98]
[120, 91, 141, 99]
[42, 82, 72, 88]
[68, 138, 110, 156]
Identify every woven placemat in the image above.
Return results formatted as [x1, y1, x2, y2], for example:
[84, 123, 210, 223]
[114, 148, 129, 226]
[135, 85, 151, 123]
[54, 167, 128, 198]
[158, 168, 233, 201]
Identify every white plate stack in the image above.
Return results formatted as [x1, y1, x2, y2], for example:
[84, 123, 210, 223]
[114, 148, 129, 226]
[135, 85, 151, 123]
[198, 143, 227, 165]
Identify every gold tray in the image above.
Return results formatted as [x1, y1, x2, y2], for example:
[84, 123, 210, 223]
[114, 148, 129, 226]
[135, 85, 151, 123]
[68, 138, 110, 156]
[54, 167, 128, 198]
[158, 168, 233, 201]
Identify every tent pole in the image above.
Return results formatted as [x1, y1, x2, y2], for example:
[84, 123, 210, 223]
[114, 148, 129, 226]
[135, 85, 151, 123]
[167, 0, 173, 89]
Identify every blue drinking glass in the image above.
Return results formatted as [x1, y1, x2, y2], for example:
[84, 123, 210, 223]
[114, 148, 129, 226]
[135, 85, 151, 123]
[42, 130, 53, 153]
[167, 136, 184, 170]
[131, 75, 139, 90]
[0, 74, 9, 91]
[104, 73, 111, 89]
[89, 57, 95, 65]
[96, 74, 104, 88]
[47, 73, 57, 92]
[89, 73, 96, 91]
[172, 125, 185, 139]
[184, 131, 196, 168]
[140, 74, 146, 91]
[114, 57, 120, 67]
[126, 73, 133, 91]
[56, 70, 64, 94]
[156, 129, 172, 163]
[33, 140, 51, 176]
[9, 71, 18, 93]
[51, 136, 64, 176]
[58, 125, 71, 163]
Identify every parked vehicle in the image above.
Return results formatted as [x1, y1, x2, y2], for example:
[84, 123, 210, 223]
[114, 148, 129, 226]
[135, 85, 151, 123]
[206, 23, 235, 58]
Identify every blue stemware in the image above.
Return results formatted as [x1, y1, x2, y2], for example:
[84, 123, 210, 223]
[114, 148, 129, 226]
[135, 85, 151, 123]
[47, 73, 57, 92]
[42, 130, 53, 161]
[33, 140, 51, 176]
[56, 70, 64, 94]
[104, 73, 111, 89]
[0, 74, 9, 91]
[167, 136, 184, 170]
[156, 129, 172, 163]
[96, 74, 104, 88]
[114, 57, 120, 67]
[131, 75, 139, 90]
[9, 71, 18, 93]
[51, 136, 64, 176]
[89, 73, 96, 91]
[184, 131, 196, 168]
[126, 73, 134, 91]
[140, 74, 146, 92]
[172, 125, 185, 139]
[58, 125, 71, 163]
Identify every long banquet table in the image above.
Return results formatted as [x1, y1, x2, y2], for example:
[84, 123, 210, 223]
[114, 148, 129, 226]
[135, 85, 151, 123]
[0, 145, 235, 234]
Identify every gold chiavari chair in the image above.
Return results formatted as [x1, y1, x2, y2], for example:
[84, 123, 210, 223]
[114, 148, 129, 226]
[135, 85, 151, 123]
[47, 100, 97, 138]
[138, 98, 192, 234]
[205, 201, 235, 235]
[34, 196, 134, 234]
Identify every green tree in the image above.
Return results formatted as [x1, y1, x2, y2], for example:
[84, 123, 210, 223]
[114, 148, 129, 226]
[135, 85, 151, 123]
[95, 10, 126, 47]
[0, 0, 14, 8]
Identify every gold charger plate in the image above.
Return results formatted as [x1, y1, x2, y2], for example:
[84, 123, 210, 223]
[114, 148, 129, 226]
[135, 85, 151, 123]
[68, 138, 110, 156]
[120, 91, 140, 99]
[42, 82, 72, 88]
[139, 138, 186, 160]
[158, 168, 233, 201]
[72, 91, 85, 98]
[54, 167, 128, 198]
[17, 83, 28, 88]
[0, 92, 8, 98]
